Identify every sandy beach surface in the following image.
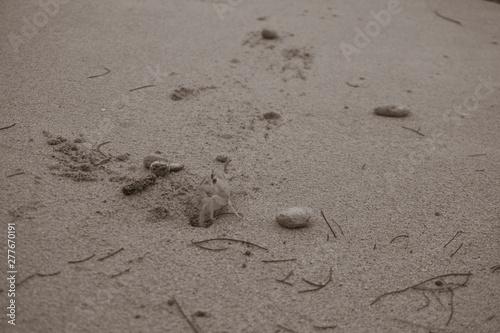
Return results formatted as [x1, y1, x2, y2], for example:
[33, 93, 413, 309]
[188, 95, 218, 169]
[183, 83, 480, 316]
[1, 0, 499, 332]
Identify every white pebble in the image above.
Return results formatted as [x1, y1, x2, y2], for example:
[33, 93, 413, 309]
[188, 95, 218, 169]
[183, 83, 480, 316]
[169, 163, 184, 172]
[276, 207, 314, 229]
[374, 105, 410, 117]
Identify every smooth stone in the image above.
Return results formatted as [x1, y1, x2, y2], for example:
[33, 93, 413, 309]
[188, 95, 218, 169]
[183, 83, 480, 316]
[263, 111, 281, 120]
[261, 29, 278, 40]
[169, 163, 184, 172]
[276, 207, 314, 229]
[143, 155, 168, 168]
[374, 105, 410, 117]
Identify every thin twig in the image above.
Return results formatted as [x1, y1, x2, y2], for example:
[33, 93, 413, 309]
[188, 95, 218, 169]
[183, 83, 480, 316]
[321, 211, 344, 236]
[345, 81, 359, 88]
[172, 296, 201, 333]
[435, 10, 462, 26]
[312, 325, 337, 330]
[263, 259, 297, 263]
[192, 241, 228, 251]
[7, 172, 25, 178]
[276, 119, 292, 129]
[444, 231, 463, 248]
[129, 84, 155, 92]
[98, 247, 124, 261]
[491, 265, 500, 273]
[371, 286, 412, 305]
[332, 217, 344, 236]
[390, 234, 409, 249]
[111, 268, 131, 278]
[94, 157, 112, 166]
[450, 243, 463, 257]
[192, 238, 268, 251]
[17, 271, 61, 287]
[371, 272, 472, 305]
[302, 279, 324, 287]
[0, 123, 16, 131]
[96, 141, 111, 158]
[320, 210, 336, 238]
[401, 126, 425, 136]
[276, 280, 294, 286]
[431, 289, 444, 308]
[431, 290, 444, 308]
[417, 292, 430, 311]
[87, 67, 110, 79]
[390, 234, 408, 243]
[468, 153, 486, 157]
[446, 288, 455, 326]
[299, 267, 333, 293]
[68, 254, 95, 264]
[276, 270, 294, 286]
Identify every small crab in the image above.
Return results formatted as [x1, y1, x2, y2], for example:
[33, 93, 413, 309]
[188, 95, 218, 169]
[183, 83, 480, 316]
[196, 170, 241, 226]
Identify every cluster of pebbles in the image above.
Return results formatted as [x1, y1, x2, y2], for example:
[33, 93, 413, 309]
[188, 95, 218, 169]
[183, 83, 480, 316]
[272, 105, 413, 228]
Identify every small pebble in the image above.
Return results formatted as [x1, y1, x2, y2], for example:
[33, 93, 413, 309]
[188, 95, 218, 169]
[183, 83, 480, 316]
[276, 207, 314, 229]
[150, 161, 170, 177]
[374, 105, 410, 117]
[169, 163, 184, 172]
[216, 154, 228, 163]
[263, 111, 281, 120]
[143, 155, 168, 169]
[194, 310, 209, 317]
[261, 29, 278, 40]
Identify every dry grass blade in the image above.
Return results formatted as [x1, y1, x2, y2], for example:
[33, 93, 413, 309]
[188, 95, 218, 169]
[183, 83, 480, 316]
[299, 267, 333, 293]
[87, 67, 110, 78]
[172, 296, 202, 333]
[98, 247, 124, 261]
[68, 254, 95, 264]
[192, 238, 268, 251]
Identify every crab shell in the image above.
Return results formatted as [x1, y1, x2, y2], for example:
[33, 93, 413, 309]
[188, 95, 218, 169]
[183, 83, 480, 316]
[195, 172, 238, 226]
[197, 175, 230, 204]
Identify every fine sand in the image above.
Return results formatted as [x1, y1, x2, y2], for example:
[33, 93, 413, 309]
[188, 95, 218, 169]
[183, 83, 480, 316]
[1, 0, 499, 332]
